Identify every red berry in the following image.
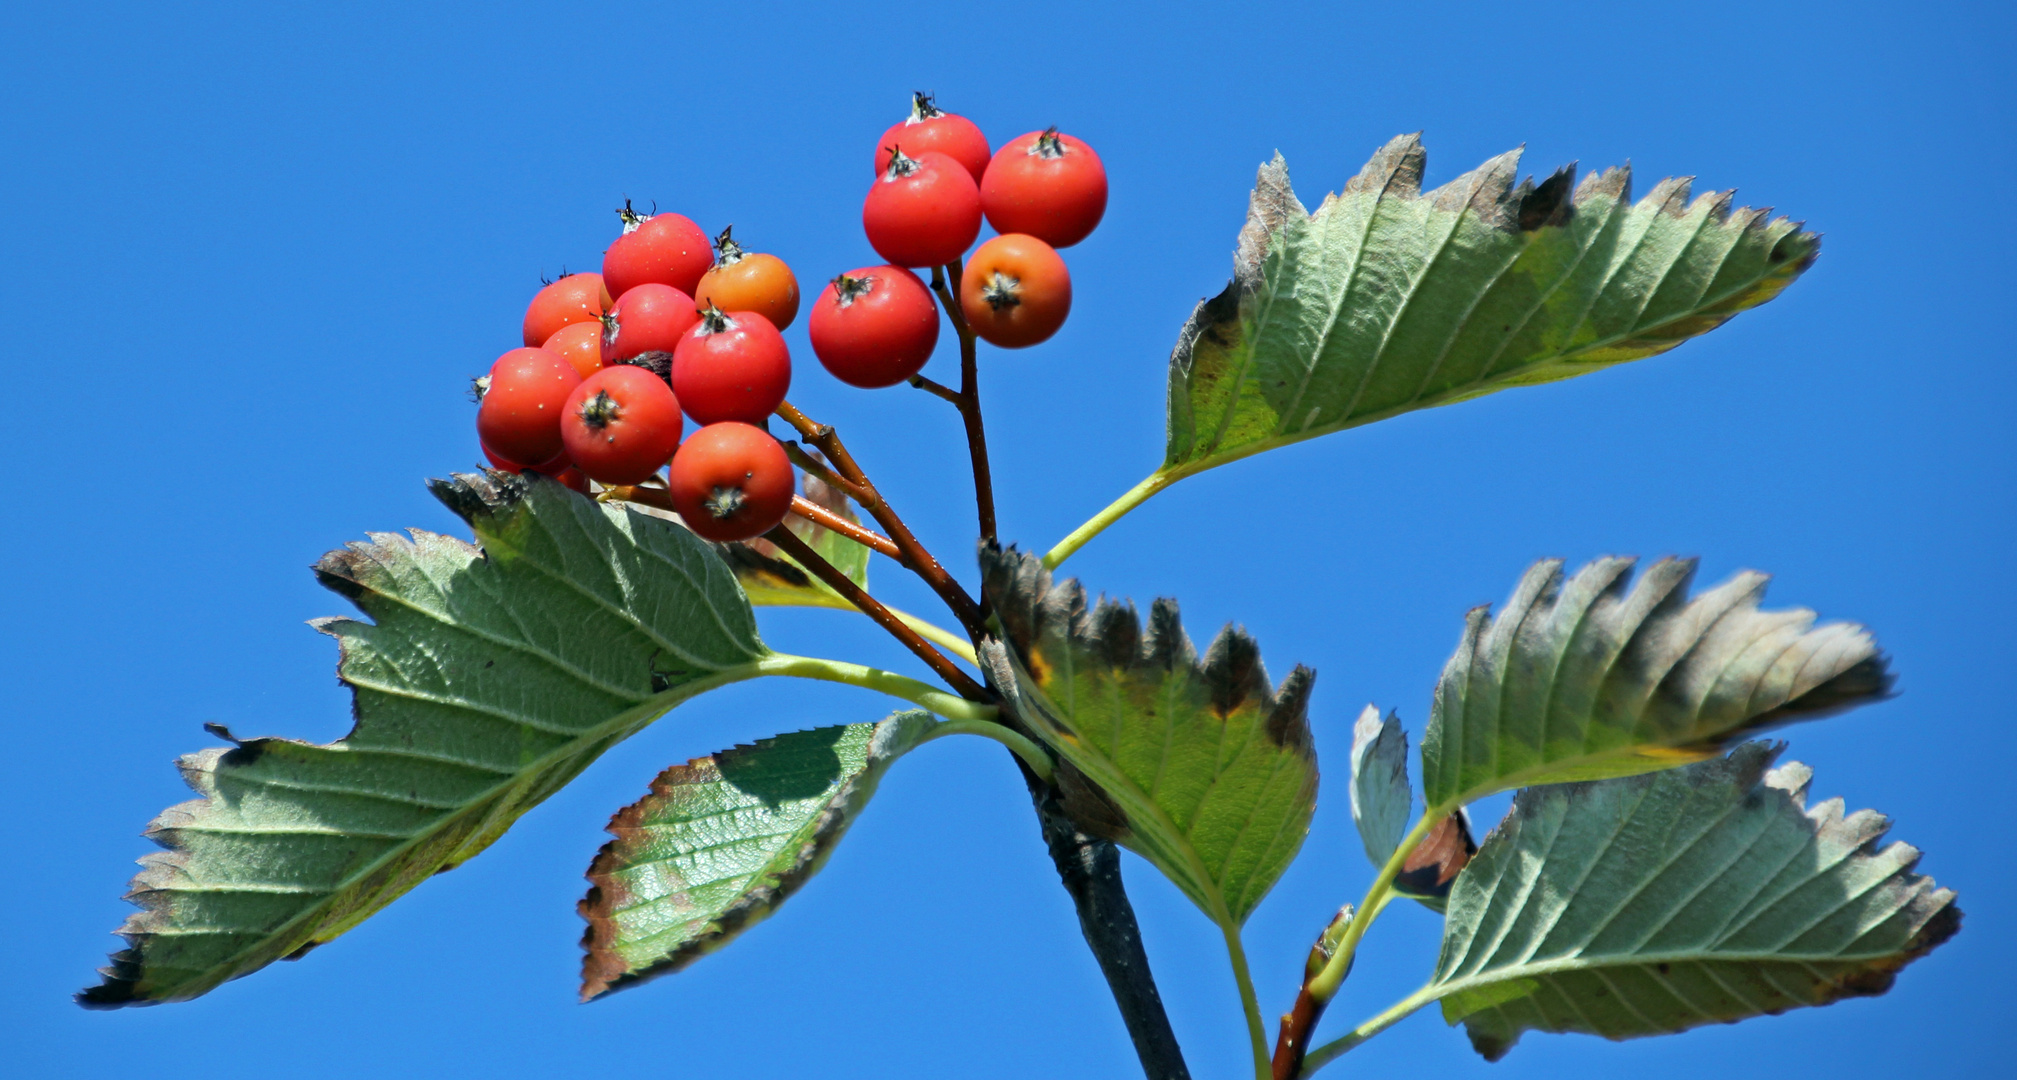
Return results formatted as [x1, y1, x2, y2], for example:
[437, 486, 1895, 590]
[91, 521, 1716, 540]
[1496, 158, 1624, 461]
[980, 128, 1107, 248]
[694, 226, 801, 332]
[862, 149, 982, 268]
[541, 320, 606, 380]
[671, 305, 792, 425]
[561, 365, 685, 485]
[549, 467, 591, 493]
[809, 266, 940, 388]
[602, 283, 700, 366]
[667, 422, 794, 542]
[482, 438, 571, 475]
[522, 272, 612, 347]
[960, 234, 1072, 348]
[477, 347, 582, 466]
[602, 202, 712, 299]
[873, 92, 990, 185]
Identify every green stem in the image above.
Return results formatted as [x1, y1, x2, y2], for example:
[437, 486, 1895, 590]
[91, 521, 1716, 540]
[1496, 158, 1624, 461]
[1221, 922, 1272, 1080]
[918, 719, 1054, 781]
[1042, 469, 1181, 569]
[1305, 811, 1442, 1004]
[1298, 984, 1440, 1076]
[761, 653, 997, 722]
[748, 592, 979, 666]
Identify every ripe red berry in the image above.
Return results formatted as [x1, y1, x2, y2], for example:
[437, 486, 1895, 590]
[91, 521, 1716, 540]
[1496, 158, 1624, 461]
[873, 92, 990, 185]
[694, 226, 801, 331]
[980, 128, 1108, 248]
[482, 438, 571, 476]
[602, 201, 712, 299]
[522, 272, 612, 347]
[671, 305, 792, 425]
[960, 233, 1072, 348]
[549, 466, 591, 493]
[601, 283, 700, 367]
[667, 422, 794, 542]
[808, 266, 940, 388]
[477, 347, 582, 466]
[561, 365, 686, 485]
[862, 148, 982, 268]
[541, 320, 606, 380]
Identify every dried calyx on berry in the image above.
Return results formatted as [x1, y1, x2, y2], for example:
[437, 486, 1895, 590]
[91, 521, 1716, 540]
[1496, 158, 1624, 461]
[1026, 127, 1069, 159]
[615, 197, 653, 234]
[620, 350, 674, 382]
[576, 389, 621, 431]
[702, 484, 747, 520]
[710, 225, 745, 267]
[694, 302, 736, 335]
[907, 90, 943, 122]
[881, 147, 923, 180]
[828, 272, 876, 308]
[468, 374, 491, 403]
[980, 271, 1022, 311]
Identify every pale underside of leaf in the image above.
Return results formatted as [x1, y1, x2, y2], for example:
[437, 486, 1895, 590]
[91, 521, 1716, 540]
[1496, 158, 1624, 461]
[1165, 134, 1818, 478]
[978, 545, 1317, 926]
[1421, 556, 1889, 812]
[1429, 743, 1958, 1060]
[1349, 705, 1410, 869]
[579, 710, 934, 999]
[82, 472, 765, 1007]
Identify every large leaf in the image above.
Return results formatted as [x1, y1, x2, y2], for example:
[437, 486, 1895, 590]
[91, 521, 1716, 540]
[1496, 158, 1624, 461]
[977, 546, 1317, 926]
[1429, 743, 1959, 1060]
[1421, 556, 1888, 813]
[1165, 135, 1817, 477]
[82, 472, 769, 1006]
[580, 710, 934, 999]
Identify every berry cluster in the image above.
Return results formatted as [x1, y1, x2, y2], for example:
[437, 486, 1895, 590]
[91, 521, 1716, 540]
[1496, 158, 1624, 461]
[472, 93, 1105, 543]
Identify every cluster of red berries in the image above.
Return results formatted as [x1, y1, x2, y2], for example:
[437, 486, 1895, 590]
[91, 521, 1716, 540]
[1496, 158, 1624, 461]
[472, 93, 1106, 543]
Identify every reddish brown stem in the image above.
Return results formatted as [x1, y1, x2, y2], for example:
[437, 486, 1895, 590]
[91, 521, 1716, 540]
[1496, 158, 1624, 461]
[763, 525, 987, 701]
[774, 402, 985, 638]
[929, 261, 998, 543]
[906, 373, 962, 405]
[790, 495, 901, 560]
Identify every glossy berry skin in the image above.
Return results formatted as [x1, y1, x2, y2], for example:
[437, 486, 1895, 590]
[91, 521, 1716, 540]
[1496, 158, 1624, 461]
[477, 347, 582, 465]
[549, 466, 591, 493]
[667, 422, 794, 542]
[980, 129, 1108, 248]
[482, 438, 571, 476]
[671, 307, 792, 425]
[602, 283, 700, 367]
[522, 273, 612, 347]
[960, 233, 1072, 348]
[602, 205, 712, 299]
[560, 365, 685, 485]
[808, 266, 940, 388]
[873, 93, 990, 185]
[862, 149, 982, 268]
[541, 320, 606, 380]
[694, 227, 800, 331]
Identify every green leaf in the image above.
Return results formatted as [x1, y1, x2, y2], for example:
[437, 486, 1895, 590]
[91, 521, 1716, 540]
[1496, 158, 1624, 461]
[977, 546, 1317, 926]
[1165, 135, 1817, 476]
[1428, 743, 1959, 1060]
[1349, 705, 1410, 869]
[1421, 556, 1889, 813]
[579, 709, 935, 999]
[714, 471, 872, 610]
[82, 472, 770, 1007]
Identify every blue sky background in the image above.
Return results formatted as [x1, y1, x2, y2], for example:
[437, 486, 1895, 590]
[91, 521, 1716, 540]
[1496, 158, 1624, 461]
[3, 2, 2011, 1077]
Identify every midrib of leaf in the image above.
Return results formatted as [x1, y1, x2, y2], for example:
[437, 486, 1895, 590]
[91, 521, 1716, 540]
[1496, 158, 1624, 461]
[1274, 176, 1396, 436]
[496, 527, 744, 669]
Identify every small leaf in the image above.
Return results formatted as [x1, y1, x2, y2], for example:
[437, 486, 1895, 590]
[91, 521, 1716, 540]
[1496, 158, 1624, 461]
[1348, 705, 1410, 869]
[1428, 743, 1959, 1060]
[1421, 556, 1888, 813]
[579, 710, 934, 999]
[1166, 136, 1817, 478]
[82, 473, 767, 1007]
[715, 471, 873, 610]
[978, 545, 1317, 927]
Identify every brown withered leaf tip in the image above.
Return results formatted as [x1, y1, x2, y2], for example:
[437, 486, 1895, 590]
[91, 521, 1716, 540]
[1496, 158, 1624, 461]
[1393, 811, 1477, 903]
[978, 543, 1316, 838]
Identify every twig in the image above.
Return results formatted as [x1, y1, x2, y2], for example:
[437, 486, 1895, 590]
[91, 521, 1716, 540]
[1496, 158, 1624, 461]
[774, 402, 985, 637]
[779, 441, 874, 505]
[790, 495, 901, 560]
[762, 525, 988, 701]
[906, 373, 963, 405]
[928, 261, 998, 543]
